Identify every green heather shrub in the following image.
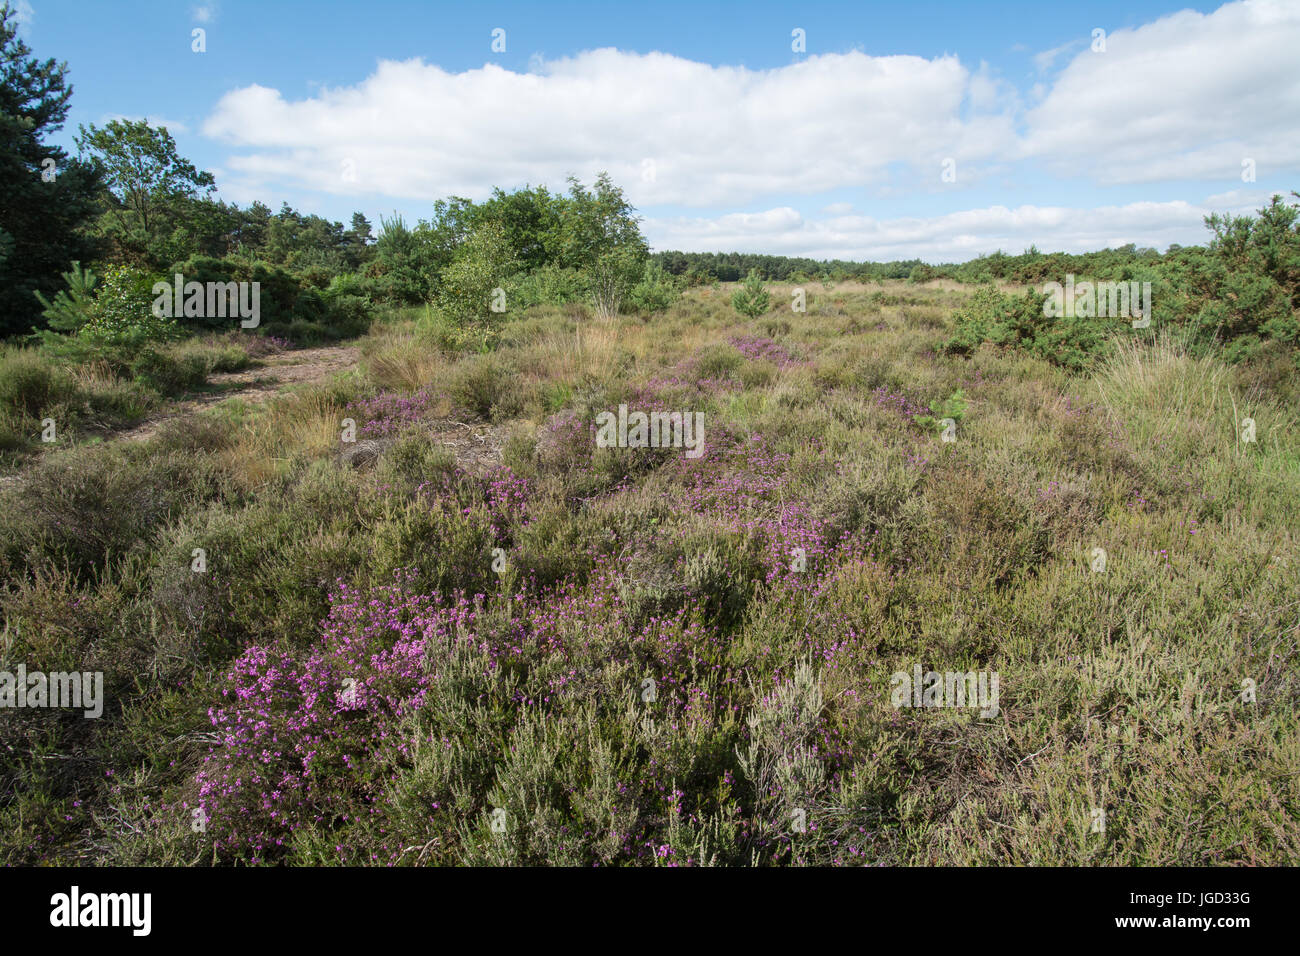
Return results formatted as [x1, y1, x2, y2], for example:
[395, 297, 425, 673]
[445, 353, 525, 421]
[0, 443, 230, 580]
[129, 347, 208, 395]
[0, 349, 67, 416]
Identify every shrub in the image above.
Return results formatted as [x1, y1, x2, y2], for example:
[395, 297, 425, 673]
[627, 260, 683, 315]
[731, 269, 770, 318]
[943, 284, 1108, 370]
[587, 248, 644, 321]
[503, 264, 589, 310]
[130, 348, 208, 396]
[32, 262, 97, 333]
[82, 266, 182, 346]
[0, 445, 228, 579]
[436, 221, 518, 334]
[914, 388, 969, 434]
[0, 349, 66, 416]
[445, 354, 523, 421]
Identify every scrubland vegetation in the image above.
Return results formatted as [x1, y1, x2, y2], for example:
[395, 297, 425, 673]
[4, 262, 1299, 864]
[3, 3, 1298, 867]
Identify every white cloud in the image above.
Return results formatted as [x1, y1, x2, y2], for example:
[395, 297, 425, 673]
[1019, 0, 1300, 183]
[192, 4, 217, 24]
[100, 114, 190, 134]
[644, 194, 1265, 262]
[200, 1, 1300, 212]
[11, 0, 34, 34]
[202, 48, 1015, 207]
[192, 0, 1300, 259]
[1032, 38, 1083, 73]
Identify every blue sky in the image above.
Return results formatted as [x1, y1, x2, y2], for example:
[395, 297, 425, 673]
[12, 0, 1300, 261]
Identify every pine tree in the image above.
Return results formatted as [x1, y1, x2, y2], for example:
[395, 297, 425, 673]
[0, 3, 103, 336]
[731, 269, 770, 318]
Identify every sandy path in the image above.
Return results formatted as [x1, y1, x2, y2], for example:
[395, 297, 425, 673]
[117, 344, 360, 442]
[0, 345, 360, 489]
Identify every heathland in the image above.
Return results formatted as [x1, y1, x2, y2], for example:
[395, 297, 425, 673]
[3, 5, 1298, 864]
[3, 266, 1298, 864]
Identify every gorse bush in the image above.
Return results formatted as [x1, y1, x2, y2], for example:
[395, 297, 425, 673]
[943, 284, 1111, 371]
[942, 194, 1300, 369]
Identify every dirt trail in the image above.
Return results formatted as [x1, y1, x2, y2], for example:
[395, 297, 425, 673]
[117, 344, 360, 443]
[0, 345, 360, 490]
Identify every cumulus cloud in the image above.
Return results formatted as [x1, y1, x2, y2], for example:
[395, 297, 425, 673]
[202, 48, 1015, 207]
[193, 0, 1300, 258]
[1019, 0, 1300, 183]
[643, 193, 1266, 262]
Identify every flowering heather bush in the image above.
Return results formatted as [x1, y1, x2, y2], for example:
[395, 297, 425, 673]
[195, 577, 475, 859]
[870, 384, 929, 419]
[728, 334, 801, 367]
[664, 429, 833, 583]
[9, 278, 1300, 869]
[191, 555, 857, 864]
[345, 388, 439, 438]
[534, 409, 593, 473]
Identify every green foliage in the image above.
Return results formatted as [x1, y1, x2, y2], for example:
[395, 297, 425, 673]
[445, 353, 524, 421]
[914, 388, 968, 433]
[74, 118, 216, 268]
[503, 264, 589, 309]
[943, 284, 1107, 370]
[81, 265, 180, 346]
[0, 348, 64, 416]
[436, 220, 518, 336]
[471, 185, 564, 272]
[32, 261, 97, 332]
[0, 5, 102, 337]
[627, 259, 684, 315]
[731, 268, 771, 318]
[587, 246, 644, 321]
[165, 254, 372, 344]
[1176, 193, 1300, 355]
[941, 193, 1300, 369]
[129, 347, 207, 395]
[0, 442, 229, 579]
[369, 214, 438, 304]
